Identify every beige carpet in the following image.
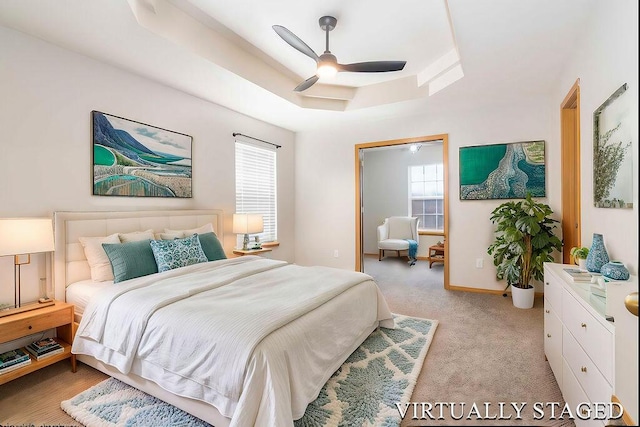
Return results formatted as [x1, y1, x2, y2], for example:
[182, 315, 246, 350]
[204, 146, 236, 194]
[0, 255, 570, 426]
[365, 255, 571, 426]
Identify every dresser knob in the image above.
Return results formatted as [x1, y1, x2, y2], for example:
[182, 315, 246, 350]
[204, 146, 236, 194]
[547, 333, 551, 338]
[545, 282, 549, 286]
[28, 325, 32, 330]
[581, 366, 587, 372]
[581, 323, 587, 328]
[545, 309, 550, 313]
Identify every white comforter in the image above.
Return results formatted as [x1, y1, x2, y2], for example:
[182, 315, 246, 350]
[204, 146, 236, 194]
[73, 256, 394, 426]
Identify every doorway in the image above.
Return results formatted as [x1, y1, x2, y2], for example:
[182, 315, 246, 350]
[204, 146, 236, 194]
[355, 134, 450, 289]
[561, 79, 581, 263]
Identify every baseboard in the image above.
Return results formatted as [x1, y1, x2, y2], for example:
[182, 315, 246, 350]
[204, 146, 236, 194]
[448, 285, 505, 295]
[363, 252, 429, 260]
[448, 284, 543, 297]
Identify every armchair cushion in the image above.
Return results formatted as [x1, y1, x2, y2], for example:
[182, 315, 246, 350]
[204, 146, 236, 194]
[377, 217, 419, 251]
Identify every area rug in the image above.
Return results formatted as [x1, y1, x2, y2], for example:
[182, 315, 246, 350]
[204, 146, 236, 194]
[61, 314, 437, 427]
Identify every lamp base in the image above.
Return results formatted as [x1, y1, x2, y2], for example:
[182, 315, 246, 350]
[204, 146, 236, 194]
[0, 299, 55, 318]
[242, 233, 250, 251]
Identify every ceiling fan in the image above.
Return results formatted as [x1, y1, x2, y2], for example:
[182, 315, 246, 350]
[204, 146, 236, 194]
[273, 16, 407, 92]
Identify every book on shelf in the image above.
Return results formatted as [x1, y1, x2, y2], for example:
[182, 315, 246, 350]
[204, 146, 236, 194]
[28, 337, 59, 352]
[25, 344, 65, 361]
[26, 339, 63, 354]
[0, 348, 30, 369]
[563, 268, 593, 282]
[0, 357, 32, 375]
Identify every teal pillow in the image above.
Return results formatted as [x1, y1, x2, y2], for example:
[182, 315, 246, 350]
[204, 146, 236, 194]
[102, 239, 158, 283]
[198, 232, 227, 261]
[150, 234, 208, 272]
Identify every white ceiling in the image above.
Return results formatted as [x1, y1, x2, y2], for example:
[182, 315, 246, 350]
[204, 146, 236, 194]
[178, 0, 455, 88]
[0, 0, 595, 132]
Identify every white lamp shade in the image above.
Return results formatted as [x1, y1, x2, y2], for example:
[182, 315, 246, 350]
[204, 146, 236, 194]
[232, 214, 264, 234]
[0, 218, 55, 256]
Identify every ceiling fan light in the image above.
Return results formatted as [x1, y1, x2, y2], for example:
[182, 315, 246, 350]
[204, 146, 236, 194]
[316, 63, 338, 79]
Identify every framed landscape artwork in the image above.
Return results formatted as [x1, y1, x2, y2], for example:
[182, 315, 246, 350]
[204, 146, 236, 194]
[459, 140, 546, 200]
[92, 111, 192, 198]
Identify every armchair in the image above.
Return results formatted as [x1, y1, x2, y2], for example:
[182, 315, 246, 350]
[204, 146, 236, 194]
[377, 217, 419, 261]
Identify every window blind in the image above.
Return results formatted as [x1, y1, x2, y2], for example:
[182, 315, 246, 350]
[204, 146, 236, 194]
[235, 140, 277, 244]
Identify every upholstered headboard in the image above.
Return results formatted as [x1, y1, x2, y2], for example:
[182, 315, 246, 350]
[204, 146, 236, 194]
[53, 209, 224, 301]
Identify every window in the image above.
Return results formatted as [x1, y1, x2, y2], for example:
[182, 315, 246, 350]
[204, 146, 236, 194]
[409, 164, 444, 230]
[235, 141, 277, 244]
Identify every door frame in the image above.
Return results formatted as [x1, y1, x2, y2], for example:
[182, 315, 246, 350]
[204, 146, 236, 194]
[561, 79, 581, 263]
[354, 133, 450, 289]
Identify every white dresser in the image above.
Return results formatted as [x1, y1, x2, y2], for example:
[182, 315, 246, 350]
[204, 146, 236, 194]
[544, 263, 638, 426]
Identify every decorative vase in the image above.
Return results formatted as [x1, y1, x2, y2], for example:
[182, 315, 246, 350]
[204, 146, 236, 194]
[511, 285, 535, 309]
[600, 261, 630, 281]
[586, 233, 609, 273]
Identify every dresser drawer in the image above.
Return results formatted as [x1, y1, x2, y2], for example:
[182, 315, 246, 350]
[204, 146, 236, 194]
[562, 359, 606, 427]
[544, 298, 563, 387]
[0, 306, 72, 343]
[562, 288, 613, 382]
[544, 267, 563, 312]
[563, 327, 612, 404]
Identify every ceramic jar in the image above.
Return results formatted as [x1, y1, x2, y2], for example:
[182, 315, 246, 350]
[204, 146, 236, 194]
[586, 233, 609, 273]
[601, 261, 630, 281]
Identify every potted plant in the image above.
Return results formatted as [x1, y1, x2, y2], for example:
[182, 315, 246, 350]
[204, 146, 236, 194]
[569, 246, 589, 270]
[487, 193, 563, 309]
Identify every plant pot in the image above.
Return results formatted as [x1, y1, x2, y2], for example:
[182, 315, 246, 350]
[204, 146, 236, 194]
[577, 258, 587, 270]
[511, 285, 535, 309]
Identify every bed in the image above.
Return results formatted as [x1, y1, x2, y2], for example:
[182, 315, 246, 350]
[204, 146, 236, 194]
[54, 210, 394, 427]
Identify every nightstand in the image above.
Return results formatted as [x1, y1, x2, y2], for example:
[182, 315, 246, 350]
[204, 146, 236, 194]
[427, 244, 445, 268]
[0, 301, 76, 385]
[233, 248, 273, 256]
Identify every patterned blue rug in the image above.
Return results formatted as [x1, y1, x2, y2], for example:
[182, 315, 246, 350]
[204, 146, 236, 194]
[61, 314, 437, 427]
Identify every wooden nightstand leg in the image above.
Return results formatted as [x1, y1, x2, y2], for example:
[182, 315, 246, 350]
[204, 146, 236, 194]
[71, 354, 77, 372]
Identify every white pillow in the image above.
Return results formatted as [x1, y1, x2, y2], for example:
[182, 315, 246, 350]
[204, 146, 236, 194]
[78, 233, 120, 282]
[164, 223, 214, 237]
[119, 229, 155, 243]
[156, 232, 183, 240]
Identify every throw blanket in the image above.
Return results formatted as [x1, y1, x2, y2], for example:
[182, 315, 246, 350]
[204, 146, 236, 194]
[73, 256, 394, 426]
[406, 239, 418, 265]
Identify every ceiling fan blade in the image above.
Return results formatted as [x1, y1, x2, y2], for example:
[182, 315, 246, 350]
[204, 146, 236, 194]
[338, 61, 406, 73]
[294, 75, 320, 92]
[273, 25, 319, 62]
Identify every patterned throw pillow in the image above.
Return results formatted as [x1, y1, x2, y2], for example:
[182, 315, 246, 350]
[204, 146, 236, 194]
[150, 234, 208, 272]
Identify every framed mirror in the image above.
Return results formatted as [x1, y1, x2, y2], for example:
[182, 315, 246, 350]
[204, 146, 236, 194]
[593, 83, 633, 208]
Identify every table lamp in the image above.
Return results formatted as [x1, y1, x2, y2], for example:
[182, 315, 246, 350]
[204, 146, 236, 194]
[232, 214, 263, 251]
[0, 218, 55, 316]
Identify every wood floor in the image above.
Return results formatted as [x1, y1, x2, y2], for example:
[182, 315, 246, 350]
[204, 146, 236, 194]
[0, 360, 108, 425]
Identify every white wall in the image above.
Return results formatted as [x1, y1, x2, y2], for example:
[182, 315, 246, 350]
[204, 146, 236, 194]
[362, 143, 443, 257]
[554, 0, 639, 275]
[295, 1, 638, 291]
[295, 98, 557, 292]
[0, 25, 295, 305]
